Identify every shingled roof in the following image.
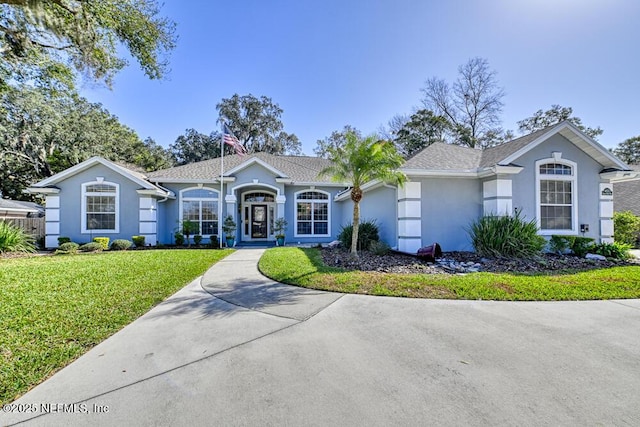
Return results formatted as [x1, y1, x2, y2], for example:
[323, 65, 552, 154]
[402, 142, 482, 170]
[402, 121, 628, 173]
[147, 152, 334, 183]
[614, 165, 640, 215]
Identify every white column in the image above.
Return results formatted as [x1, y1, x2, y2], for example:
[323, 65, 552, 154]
[397, 181, 422, 253]
[599, 183, 614, 243]
[483, 179, 513, 216]
[138, 197, 157, 245]
[225, 194, 237, 219]
[276, 195, 286, 219]
[44, 195, 60, 248]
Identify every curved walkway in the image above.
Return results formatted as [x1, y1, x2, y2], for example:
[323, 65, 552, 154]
[3, 249, 640, 426]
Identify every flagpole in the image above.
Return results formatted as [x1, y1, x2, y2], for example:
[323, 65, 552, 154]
[219, 123, 224, 249]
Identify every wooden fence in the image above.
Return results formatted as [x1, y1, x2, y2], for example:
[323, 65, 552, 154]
[2, 217, 45, 239]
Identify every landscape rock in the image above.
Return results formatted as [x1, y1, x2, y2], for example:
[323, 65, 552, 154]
[320, 247, 638, 275]
[585, 253, 607, 261]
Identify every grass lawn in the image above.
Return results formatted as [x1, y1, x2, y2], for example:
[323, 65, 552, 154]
[259, 247, 640, 301]
[0, 249, 233, 405]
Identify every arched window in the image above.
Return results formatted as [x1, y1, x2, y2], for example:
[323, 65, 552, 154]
[536, 159, 577, 233]
[295, 190, 330, 236]
[244, 192, 275, 202]
[180, 187, 219, 236]
[82, 181, 119, 233]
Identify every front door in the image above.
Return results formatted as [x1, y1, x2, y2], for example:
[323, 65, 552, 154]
[251, 204, 267, 238]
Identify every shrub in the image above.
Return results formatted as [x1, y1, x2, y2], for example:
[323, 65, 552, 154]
[58, 236, 71, 245]
[132, 235, 146, 247]
[56, 242, 79, 254]
[174, 232, 184, 246]
[614, 211, 640, 247]
[110, 239, 132, 251]
[548, 235, 570, 254]
[79, 242, 103, 252]
[208, 236, 220, 249]
[468, 212, 546, 258]
[591, 242, 631, 260]
[193, 235, 203, 245]
[570, 236, 596, 257]
[369, 240, 391, 256]
[548, 235, 595, 257]
[338, 219, 380, 251]
[93, 237, 110, 250]
[0, 220, 36, 253]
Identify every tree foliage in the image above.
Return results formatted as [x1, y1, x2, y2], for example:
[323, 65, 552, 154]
[612, 136, 640, 165]
[517, 105, 603, 140]
[393, 109, 451, 158]
[313, 125, 361, 158]
[169, 129, 220, 165]
[0, 0, 176, 87]
[320, 132, 406, 256]
[0, 84, 171, 199]
[421, 57, 506, 148]
[216, 94, 302, 155]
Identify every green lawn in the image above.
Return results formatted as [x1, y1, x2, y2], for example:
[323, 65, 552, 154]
[259, 247, 640, 301]
[0, 249, 233, 405]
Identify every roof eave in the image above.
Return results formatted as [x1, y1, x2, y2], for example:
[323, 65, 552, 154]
[25, 187, 61, 195]
[600, 170, 639, 182]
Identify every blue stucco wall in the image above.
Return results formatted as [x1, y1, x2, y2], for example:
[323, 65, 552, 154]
[419, 178, 482, 251]
[510, 133, 604, 240]
[54, 164, 141, 244]
[339, 185, 398, 247]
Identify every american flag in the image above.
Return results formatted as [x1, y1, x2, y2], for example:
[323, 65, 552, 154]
[223, 124, 247, 156]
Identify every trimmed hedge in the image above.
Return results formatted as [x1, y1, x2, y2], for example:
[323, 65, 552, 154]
[79, 242, 103, 252]
[56, 242, 79, 254]
[132, 235, 146, 247]
[93, 237, 110, 250]
[110, 239, 133, 251]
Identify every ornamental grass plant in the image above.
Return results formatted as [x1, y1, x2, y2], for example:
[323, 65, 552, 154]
[468, 212, 546, 258]
[0, 221, 35, 254]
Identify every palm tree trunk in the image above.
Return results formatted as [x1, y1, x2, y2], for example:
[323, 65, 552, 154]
[351, 200, 360, 256]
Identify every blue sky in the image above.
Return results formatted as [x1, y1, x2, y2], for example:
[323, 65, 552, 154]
[81, 0, 640, 155]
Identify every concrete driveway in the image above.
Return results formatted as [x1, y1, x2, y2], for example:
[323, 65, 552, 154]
[2, 249, 640, 426]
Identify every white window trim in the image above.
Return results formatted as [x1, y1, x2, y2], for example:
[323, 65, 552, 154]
[294, 189, 331, 238]
[535, 158, 578, 235]
[81, 181, 120, 234]
[179, 187, 219, 237]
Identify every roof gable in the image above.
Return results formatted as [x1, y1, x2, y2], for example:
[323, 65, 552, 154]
[224, 156, 288, 177]
[30, 157, 162, 192]
[494, 121, 629, 169]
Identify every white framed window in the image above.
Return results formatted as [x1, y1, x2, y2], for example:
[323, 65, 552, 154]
[81, 181, 119, 233]
[295, 190, 330, 237]
[180, 187, 219, 236]
[535, 158, 578, 234]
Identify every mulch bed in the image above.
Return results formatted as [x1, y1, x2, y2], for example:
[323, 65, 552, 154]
[321, 247, 639, 275]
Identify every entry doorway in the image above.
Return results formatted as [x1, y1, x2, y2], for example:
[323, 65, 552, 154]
[251, 205, 268, 238]
[241, 191, 276, 242]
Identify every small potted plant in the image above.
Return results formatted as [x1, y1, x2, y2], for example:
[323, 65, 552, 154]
[273, 217, 288, 246]
[222, 215, 237, 248]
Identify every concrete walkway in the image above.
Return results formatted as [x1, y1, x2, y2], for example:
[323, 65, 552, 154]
[2, 249, 640, 426]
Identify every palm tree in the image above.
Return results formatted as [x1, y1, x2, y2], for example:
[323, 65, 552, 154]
[321, 132, 407, 256]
